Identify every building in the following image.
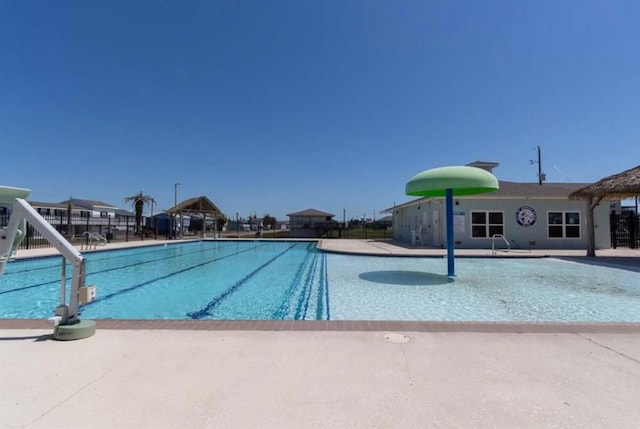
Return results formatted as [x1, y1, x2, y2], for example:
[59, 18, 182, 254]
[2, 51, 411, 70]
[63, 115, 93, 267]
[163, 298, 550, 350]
[386, 162, 611, 250]
[26, 199, 136, 235]
[287, 208, 337, 238]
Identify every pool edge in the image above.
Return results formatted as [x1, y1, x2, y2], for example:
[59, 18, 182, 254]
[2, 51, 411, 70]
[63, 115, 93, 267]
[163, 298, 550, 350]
[2, 319, 640, 333]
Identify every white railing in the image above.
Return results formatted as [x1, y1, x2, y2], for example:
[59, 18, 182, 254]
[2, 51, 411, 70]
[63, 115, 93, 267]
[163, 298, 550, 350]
[80, 231, 107, 250]
[491, 234, 510, 255]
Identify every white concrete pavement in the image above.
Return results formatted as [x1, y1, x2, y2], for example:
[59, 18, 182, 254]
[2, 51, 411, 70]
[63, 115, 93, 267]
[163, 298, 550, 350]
[2, 329, 640, 429]
[3, 239, 640, 428]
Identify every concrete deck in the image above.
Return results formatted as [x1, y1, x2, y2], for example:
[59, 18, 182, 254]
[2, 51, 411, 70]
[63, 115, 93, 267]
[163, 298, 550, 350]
[2, 239, 640, 428]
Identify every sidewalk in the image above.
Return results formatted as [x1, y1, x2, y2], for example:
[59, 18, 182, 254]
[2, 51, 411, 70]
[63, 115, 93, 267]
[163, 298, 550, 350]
[2, 328, 640, 428]
[3, 238, 640, 428]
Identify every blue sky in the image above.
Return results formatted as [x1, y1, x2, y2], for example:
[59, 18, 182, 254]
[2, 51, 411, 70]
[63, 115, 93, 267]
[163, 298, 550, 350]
[1, 1, 638, 220]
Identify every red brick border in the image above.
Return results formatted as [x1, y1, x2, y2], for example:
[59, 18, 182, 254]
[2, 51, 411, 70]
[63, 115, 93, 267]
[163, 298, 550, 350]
[2, 318, 640, 333]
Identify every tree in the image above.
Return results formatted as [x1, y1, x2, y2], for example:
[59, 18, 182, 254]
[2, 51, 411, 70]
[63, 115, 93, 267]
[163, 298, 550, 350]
[123, 192, 156, 234]
[262, 214, 277, 230]
[216, 214, 228, 232]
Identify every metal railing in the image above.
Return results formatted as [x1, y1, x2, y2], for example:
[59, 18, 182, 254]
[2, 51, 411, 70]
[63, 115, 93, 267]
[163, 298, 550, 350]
[491, 234, 510, 254]
[1, 211, 143, 250]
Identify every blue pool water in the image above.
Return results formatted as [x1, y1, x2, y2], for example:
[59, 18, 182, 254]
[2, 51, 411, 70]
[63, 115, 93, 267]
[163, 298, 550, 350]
[1, 241, 639, 322]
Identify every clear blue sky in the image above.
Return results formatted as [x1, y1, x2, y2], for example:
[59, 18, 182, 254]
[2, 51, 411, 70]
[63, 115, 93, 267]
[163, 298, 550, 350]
[2, 1, 638, 220]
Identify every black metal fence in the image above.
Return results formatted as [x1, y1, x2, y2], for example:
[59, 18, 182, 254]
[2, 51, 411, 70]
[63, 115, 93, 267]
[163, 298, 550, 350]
[0, 211, 147, 250]
[1, 208, 394, 250]
[610, 212, 639, 249]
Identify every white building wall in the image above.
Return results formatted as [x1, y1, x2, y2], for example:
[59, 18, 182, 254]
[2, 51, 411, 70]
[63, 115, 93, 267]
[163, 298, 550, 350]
[393, 197, 611, 250]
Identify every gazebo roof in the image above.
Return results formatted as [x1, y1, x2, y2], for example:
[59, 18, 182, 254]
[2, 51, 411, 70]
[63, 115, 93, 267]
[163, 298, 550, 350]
[165, 196, 222, 217]
[569, 165, 640, 200]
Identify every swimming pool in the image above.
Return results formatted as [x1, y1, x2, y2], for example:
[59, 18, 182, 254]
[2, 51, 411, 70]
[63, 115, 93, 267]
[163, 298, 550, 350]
[1, 240, 639, 322]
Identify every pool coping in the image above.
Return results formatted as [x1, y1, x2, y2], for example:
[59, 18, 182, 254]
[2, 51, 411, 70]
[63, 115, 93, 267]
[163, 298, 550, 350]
[2, 319, 640, 333]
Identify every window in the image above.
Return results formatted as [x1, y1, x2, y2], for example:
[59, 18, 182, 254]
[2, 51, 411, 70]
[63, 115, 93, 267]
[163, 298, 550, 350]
[548, 211, 580, 238]
[471, 211, 504, 238]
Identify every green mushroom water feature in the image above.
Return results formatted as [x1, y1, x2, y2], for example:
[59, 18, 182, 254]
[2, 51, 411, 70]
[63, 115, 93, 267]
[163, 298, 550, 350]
[406, 166, 499, 277]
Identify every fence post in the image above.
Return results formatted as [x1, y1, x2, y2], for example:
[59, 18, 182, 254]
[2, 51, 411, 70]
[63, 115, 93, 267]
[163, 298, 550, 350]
[25, 222, 30, 249]
[630, 213, 637, 249]
[610, 212, 617, 249]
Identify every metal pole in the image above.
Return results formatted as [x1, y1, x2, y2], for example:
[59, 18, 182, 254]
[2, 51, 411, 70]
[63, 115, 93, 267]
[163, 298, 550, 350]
[446, 188, 455, 277]
[174, 183, 180, 239]
[537, 146, 542, 186]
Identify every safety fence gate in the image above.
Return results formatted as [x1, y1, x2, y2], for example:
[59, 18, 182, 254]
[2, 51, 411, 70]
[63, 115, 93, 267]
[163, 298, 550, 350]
[610, 212, 639, 249]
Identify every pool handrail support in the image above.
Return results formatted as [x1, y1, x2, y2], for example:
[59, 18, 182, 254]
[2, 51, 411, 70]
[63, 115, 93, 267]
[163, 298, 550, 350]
[0, 197, 91, 334]
[491, 234, 511, 255]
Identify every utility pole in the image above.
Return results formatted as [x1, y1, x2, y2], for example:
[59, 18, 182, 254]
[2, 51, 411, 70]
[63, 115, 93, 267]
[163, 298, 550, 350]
[537, 146, 542, 185]
[530, 146, 545, 185]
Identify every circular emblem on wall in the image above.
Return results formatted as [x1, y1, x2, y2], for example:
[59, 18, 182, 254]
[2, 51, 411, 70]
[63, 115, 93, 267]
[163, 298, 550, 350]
[516, 206, 537, 227]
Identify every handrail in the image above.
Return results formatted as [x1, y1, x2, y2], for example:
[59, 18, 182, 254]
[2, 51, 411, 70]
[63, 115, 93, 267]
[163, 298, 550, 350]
[0, 198, 85, 325]
[81, 232, 107, 250]
[491, 234, 510, 255]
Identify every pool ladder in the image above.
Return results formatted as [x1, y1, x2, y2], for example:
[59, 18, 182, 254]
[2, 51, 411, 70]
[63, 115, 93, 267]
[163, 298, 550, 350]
[491, 234, 510, 255]
[81, 232, 107, 250]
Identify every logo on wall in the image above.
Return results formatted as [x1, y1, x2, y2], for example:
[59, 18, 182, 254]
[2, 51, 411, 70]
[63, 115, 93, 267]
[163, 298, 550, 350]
[516, 206, 537, 227]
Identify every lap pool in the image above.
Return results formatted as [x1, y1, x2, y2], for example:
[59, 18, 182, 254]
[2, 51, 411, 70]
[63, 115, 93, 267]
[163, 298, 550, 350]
[1, 241, 639, 322]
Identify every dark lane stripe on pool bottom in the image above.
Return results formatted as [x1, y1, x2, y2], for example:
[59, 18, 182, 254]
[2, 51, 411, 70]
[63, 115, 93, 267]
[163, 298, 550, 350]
[187, 242, 300, 319]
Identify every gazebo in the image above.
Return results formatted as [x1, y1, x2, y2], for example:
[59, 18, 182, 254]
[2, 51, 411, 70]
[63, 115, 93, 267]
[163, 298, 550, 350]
[569, 165, 640, 257]
[165, 196, 223, 238]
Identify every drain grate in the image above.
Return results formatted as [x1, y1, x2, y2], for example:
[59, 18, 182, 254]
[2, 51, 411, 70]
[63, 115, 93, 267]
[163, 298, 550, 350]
[384, 333, 410, 343]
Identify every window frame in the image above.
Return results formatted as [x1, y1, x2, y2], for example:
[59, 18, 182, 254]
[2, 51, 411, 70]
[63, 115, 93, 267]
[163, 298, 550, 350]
[470, 210, 505, 239]
[547, 210, 581, 239]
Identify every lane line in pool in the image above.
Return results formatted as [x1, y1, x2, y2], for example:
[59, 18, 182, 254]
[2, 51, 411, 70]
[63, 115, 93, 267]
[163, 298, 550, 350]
[271, 243, 316, 319]
[296, 251, 320, 320]
[187, 242, 300, 319]
[85, 242, 240, 278]
[318, 252, 330, 320]
[83, 243, 274, 307]
[0, 242, 242, 296]
[2, 241, 207, 276]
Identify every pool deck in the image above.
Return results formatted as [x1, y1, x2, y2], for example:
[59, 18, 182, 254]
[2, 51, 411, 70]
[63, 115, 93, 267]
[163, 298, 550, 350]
[2, 239, 640, 428]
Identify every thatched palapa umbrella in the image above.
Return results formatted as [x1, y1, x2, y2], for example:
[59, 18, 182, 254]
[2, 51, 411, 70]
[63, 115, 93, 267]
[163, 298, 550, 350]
[569, 164, 640, 257]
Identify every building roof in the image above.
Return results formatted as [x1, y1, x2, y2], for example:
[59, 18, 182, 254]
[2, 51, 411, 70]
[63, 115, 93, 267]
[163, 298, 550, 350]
[569, 164, 640, 201]
[384, 181, 592, 212]
[63, 198, 119, 209]
[489, 181, 591, 198]
[113, 209, 136, 217]
[29, 201, 78, 210]
[286, 208, 335, 217]
[466, 161, 500, 172]
[165, 196, 222, 217]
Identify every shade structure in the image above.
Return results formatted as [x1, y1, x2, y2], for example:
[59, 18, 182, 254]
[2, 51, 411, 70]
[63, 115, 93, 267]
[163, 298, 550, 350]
[568, 164, 640, 201]
[406, 166, 499, 197]
[568, 164, 640, 257]
[405, 166, 499, 277]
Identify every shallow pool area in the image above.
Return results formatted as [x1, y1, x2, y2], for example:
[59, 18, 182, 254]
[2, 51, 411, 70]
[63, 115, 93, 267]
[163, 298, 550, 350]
[329, 255, 640, 322]
[1, 240, 639, 322]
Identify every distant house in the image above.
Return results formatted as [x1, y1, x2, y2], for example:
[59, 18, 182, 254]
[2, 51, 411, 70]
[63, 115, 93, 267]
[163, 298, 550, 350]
[385, 162, 611, 250]
[287, 208, 337, 238]
[62, 198, 135, 231]
[2, 198, 135, 239]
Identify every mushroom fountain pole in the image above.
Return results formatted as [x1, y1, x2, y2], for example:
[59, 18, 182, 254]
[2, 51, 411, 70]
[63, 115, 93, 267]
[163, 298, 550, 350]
[406, 166, 499, 278]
